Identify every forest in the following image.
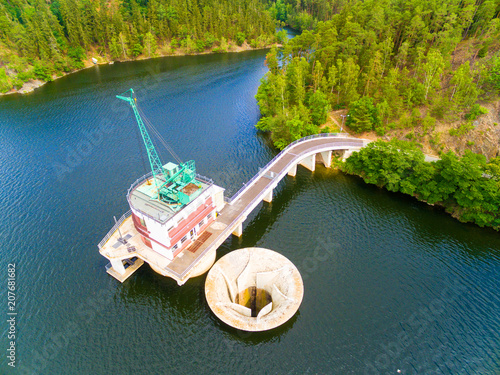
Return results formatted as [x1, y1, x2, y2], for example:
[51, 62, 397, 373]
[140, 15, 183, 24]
[256, 0, 500, 149]
[342, 139, 500, 229]
[0, 0, 277, 92]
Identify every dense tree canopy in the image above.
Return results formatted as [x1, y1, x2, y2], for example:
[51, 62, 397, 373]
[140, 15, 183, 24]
[257, 0, 500, 149]
[0, 0, 277, 92]
[343, 139, 500, 229]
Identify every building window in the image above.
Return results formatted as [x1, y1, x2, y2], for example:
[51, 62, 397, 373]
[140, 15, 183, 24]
[181, 235, 187, 243]
[207, 212, 212, 220]
[132, 213, 147, 231]
[172, 244, 178, 250]
[167, 226, 174, 232]
[198, 219, 205, 228]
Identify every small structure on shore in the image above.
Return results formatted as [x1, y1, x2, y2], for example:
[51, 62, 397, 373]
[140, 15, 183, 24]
[205, 247, 304, 331]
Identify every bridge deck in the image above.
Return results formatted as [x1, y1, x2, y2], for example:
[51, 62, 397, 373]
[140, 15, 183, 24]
[163, 134, 368, 284]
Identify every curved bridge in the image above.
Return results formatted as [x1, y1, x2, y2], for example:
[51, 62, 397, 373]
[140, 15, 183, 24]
[166, 133, 370, 284]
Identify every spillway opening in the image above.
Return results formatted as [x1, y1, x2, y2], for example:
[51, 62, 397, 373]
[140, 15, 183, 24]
[235, 287, 272, 317]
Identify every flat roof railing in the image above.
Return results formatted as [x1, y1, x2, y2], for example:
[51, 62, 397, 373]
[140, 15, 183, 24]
[125, 171, 214, 224]
[98, 209, 132, 250]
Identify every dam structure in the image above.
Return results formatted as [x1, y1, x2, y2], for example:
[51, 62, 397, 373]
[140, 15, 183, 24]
[98, 90, 369, 284]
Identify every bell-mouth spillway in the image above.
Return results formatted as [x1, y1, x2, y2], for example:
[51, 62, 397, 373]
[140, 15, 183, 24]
[205, 247, 304, 331]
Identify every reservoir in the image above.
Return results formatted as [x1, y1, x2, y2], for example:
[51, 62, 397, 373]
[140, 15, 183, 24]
[0, 49, 499, 374]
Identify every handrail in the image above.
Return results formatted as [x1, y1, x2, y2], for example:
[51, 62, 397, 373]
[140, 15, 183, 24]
[231, 140, 363, 220]
[237, 141, 362, 214]
[228, 134, 359, 204]
[125, 171, 214, 224]
[98, 209, 132, 249]
[100, 134, 366, 280]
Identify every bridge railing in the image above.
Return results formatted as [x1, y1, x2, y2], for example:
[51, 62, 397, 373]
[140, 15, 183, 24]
[98, 209, 132, 250]
[228, 133, 352, 204]
[125, 170, 214, 223]
[233, 140, 363, 220]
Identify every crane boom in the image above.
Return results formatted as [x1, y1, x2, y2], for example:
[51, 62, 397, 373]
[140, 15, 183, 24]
[117, 89, 164, 186]
[117, 88, 201, 210]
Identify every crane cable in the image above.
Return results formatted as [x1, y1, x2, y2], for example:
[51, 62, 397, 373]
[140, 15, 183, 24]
[135, 102, 184, 166]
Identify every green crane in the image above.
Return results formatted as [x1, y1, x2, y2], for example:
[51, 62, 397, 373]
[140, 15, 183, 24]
[117, 88, 201, 210]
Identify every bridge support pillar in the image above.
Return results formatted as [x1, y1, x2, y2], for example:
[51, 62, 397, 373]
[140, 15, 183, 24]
[316, 151, 332, 168]
[287, 164, 297, 177]
[110, 259, 126, 275]
[300, 154, 316, 172]
[232, 223, 243, 237]
[263, 189, 273, 203]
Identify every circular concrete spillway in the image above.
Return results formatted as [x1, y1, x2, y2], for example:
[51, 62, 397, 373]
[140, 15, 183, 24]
[205, 247, 304, 331]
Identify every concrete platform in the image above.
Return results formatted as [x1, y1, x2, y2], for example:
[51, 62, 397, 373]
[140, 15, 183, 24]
[105, 258, 144, 283]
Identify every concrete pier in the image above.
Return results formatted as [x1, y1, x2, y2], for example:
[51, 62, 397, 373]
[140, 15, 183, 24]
[287, 164, 297, 177]
[316, 150, 332, 168]
[263, 190, 273, 203]
[232, 223, 243, 237]
[299, 154, 316, 171]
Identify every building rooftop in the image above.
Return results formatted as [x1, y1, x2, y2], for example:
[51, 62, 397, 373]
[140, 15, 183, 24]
[127, 172, 213, 224]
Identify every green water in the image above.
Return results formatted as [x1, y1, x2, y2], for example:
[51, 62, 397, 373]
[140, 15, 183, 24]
[0, 50, 499, 374]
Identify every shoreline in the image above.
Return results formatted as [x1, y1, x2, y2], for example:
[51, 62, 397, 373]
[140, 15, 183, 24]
[1, 42, 280, 97]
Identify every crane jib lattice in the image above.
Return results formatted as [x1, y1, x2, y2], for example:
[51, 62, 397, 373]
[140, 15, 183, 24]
[117, 89, 200, 209]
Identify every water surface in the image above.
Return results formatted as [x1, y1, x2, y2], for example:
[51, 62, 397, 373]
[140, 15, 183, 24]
[0, 49, 499, 374]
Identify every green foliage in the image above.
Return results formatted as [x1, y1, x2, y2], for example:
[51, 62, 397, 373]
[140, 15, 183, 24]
[203, 33, 217, 48]
[235, 32, 245, 46]
[487, 55, 500, 92]
[181, 35, 195, 53]
[67, 46, 85, 69]
[213, 37, 228, 53]
[33, 62, 53, 81]
[109, 37, 122, 60]
[0, 68, 12, 93]
[308, 90, 329, 125]
[276, 29, 288, 45]
[256, 0, 500, 148]
[195, 39, 206, 52]
[170, 38, 179, 50]
[270, 0, 287, 23]
[465, 104, 488, 120]
[450, 62, 479, 108]
[143, 32, 157, 57]
[449, 122, 475, 136]
[131, 42, 143, 57]
[343, 140, 500, 229]
[346, 97, 380, 133]
[0, 0, 277, 84]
